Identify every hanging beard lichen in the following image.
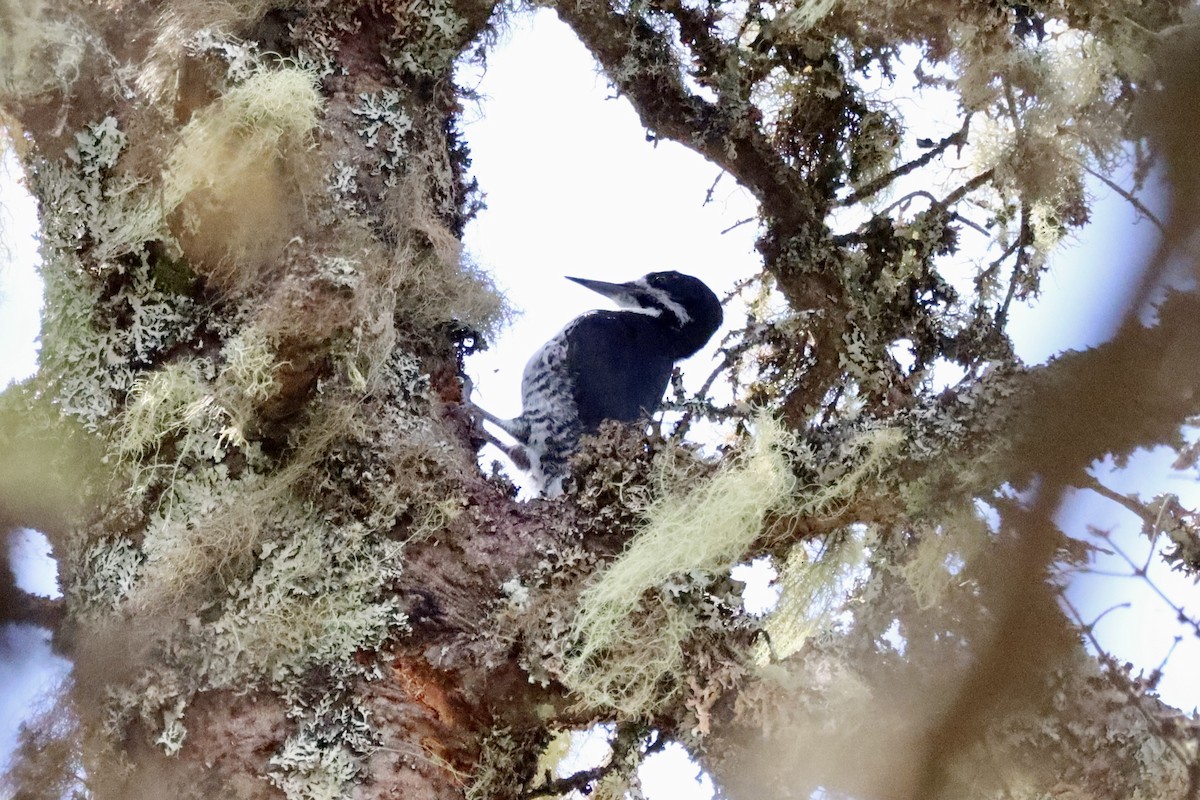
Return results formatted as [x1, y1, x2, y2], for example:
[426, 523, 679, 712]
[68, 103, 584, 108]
[561, 417, 796, 715]
[559, 418, 908, 716]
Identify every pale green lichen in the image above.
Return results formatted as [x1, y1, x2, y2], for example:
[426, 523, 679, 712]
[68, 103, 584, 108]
[562, 417, 797, 714]
[102, 664, 192, 752]
[271, 734, 361, 800]
[66, 115, 125, 173]
[560, 416, 908, 715]
[163, 65, 323, 287]
[384, 0, 467, 79]
[154, 697, 189, 756]
[270, 692, 378, 800]
[11, 5, 496, 794]
[900, 366, 1024, 510]
[292, 4, 357, 80]
[500, 576, 531, 612]
[117, 359, 241, 488]
[1151, 494, 1200, 576]
[137, 0, 274, 100]
[314, 254, 362, 291]
[351, 89, 413, 181]
[757, 529, 870, 662]
[189, 29, 263, 83]
[464, 728, 527, 800]
[65, 324, 431, 763]
[70, 461, 416, 777]
[202, 519, 407, 685]
[220, 325, 282, 406]
[37, 249, 198, 431]
[67, 536, 142, 619]
[169, 68, 321, 179]
[898, 509, 992, 611]
[130, 466, 272, 614]
[38, 115, 168, 262]
[33, 115, 197, 431]
[326, 161, 361, 214]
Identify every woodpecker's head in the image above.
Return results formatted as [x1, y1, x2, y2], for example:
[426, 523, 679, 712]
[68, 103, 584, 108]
[566, 271, 723, 357]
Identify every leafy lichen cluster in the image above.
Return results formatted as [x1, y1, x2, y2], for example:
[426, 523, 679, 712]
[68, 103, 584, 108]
[269, 690, 379, 799]
[4, 2, 508, 794]
[5, 0, 1200, 797]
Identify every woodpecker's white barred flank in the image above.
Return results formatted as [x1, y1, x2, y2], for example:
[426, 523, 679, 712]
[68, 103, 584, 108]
[468, 271, 723, 495]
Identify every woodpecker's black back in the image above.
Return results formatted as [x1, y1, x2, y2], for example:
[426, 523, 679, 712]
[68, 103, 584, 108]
[487, 271, 722, 494]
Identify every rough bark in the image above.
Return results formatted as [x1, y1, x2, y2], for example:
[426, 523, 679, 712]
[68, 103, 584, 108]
[3, 0, 1200, 799]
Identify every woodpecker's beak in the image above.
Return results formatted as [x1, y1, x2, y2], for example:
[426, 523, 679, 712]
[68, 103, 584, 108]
[566, 276, 642, 309]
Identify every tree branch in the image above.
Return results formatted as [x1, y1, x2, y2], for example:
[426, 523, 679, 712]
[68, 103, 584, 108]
[0, 586, 64, 630]
[840, 115, 972, 207]
[932, 168, 995, 211]
[522, 763, 613, 799]
[520, 726, 664, 799]
[549, 0, 817, 230]
[1081, 162, 1166, 233]
[994, 206, 1032, 329]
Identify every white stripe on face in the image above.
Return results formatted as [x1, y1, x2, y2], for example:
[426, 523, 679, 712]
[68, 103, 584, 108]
[608, 281, 663, 316]
[643, 285, 691, 324]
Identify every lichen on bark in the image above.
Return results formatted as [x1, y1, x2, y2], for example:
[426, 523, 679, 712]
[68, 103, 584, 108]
[2, 0, 1199, 798]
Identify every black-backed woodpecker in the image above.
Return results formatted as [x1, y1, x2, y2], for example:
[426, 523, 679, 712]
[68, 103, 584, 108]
[469, 271, 722, 494]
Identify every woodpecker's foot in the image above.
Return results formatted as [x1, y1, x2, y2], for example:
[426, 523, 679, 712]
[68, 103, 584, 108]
[477, 425, 530, 470]
[459, 374, 534, 473]
[507, 445, 531, 471]
[458, 374, 491, 439]
[459, 372, 476, 399]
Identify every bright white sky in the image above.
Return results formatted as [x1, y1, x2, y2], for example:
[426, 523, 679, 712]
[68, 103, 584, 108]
[457, 12, 759, 429]
[0, 7, 1196, 794]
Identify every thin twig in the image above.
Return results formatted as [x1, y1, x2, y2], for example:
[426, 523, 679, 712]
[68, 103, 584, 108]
[1152, 635, 1182, 686]
[704, 171, 723, 205]
[873, 169, 994, 223]
[672, 344, 748, 438]
[1059, 592, 1195, 766]
[1083, 473, 1148, 520]
[934, 168, 996, 210]
[721, 217, 756, 235]
[840, 115, 973, 207]
[1086, 525, 1200, 638]
[994, 206, 1031, 329]
[1081, 162, 1166, 233]
[976, 238, 1021, 289]
[1087, 600, 1134, 630]
[1002, 79, 1023, 134]
[953, 212, 989, 236]
[725, 268, 768, 302]
[880, 190, 938, 217]
[1075, 567, 1139, 578]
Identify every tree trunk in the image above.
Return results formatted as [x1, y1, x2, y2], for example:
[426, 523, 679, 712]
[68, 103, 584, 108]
[2, 0, 545, 795]
[3, 0, 1199, 798]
